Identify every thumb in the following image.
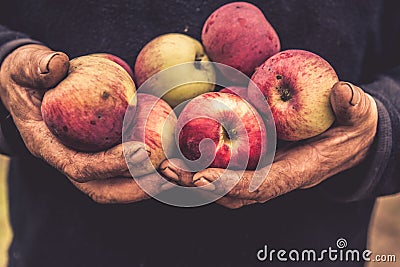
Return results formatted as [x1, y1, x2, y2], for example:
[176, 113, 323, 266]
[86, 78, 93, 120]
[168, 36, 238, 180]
[159, 158, 194, 186]
[7, 44, 69, 90]
[330, 81, 376, 126]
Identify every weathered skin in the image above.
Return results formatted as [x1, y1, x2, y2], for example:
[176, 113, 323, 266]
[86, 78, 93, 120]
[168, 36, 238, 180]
[177, 92, 267, 170]
[41, 55, 137, 152]
[202, 2, 280, 79]
[160, 82, 378, 209]
[125, 93, 177, 176]
[248, 49, 339, 141]
[0, 44, 175, 204]
[134, 33, 215, 107]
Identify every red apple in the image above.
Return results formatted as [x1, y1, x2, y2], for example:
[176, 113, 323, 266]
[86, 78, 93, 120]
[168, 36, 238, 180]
[221, 86, 276, 135]
[220, 86, 249, 101]
[124, 93, 177, 176]
[177, 92, 267, 170]
[202, 2, 280, 81]
[41, 55, 136, 152]
[91, 53, 134, 79]
[248, 49, 338, 141]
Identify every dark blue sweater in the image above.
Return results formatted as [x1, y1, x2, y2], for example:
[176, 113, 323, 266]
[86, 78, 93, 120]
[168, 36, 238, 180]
[0, 1, 399, 266]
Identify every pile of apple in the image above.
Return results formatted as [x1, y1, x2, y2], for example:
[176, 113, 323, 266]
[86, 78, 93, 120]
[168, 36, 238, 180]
[41, 1, 339, 176]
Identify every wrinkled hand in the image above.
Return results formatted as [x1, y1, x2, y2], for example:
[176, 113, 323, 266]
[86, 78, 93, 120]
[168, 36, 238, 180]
[160, 82, 378, 208]
[0, 44, 172, 203]
[160, 158, 258, 209]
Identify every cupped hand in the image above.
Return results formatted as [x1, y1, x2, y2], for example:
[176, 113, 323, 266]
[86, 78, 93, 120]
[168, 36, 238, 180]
[160, 158, 258, 209]
[160, 82, 378, 208]
[0, 44, 172, 203]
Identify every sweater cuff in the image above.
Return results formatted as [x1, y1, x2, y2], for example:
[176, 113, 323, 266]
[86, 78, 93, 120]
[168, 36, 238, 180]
[0, 37, 42, 112]
[0, 38, 43, 67]
[0, 38, 42, 157]
[318, 98, 392, 202]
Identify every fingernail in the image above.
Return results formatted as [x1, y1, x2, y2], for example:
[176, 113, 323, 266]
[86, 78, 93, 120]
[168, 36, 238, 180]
[342, 82, 360, 106]
[39, 52, 60, 74]
[193, 177, 216, 191]
[161, 167, 180, 181]
[192, 175, 202, 183]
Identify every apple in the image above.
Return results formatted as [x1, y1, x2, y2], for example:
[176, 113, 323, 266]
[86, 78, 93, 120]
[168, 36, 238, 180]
[124, 93, 177, 176]
[248, 49, 338, 141]
[202, 2, 280, 81]
[91, 53, 134, 79]
[177, 91, 267, 170]
[221, 86, 276, 133]
[134, 33, 216, 107]
[220, 86, 277, 158]
[219, 86, 249, 101]
[41, 55, 136, 152]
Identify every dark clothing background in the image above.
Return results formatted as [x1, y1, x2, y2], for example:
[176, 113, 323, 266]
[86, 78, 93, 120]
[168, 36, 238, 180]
[0, 0, 399, 266]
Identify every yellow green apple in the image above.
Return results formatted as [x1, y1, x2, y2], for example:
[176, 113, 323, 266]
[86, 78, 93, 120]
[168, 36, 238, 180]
[134, 33, 216, 107]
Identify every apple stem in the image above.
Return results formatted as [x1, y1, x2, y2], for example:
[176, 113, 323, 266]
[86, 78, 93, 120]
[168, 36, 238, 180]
[194, 54, 204, 70]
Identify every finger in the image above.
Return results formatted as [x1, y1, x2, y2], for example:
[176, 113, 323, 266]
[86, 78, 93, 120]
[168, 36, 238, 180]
[63, 142, 151, 182]
[7, 44, 69, 90]
[330, 81, 377, 126]
[193, 168, 246, 197]
[124, 142, 150, 163]
[123, 141, 157, 178]
[13, 117, 149, 182]
[55, 143, 128, 182]
[7, 84, 44, 120]
[69, 176, 149, 204]
[31, 127, 130, 182]
[216, 196, 258, 209]
[193, 168, 225, 191]
[68, 170, 173, 204]
[159, 159, 194, 186]
[193, 177, 215, 190]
